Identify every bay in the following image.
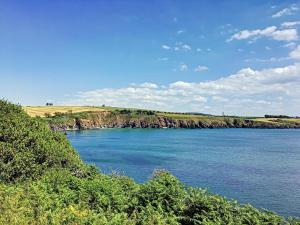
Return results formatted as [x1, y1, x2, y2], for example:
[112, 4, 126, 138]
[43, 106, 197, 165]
[67, 128, 300, 217]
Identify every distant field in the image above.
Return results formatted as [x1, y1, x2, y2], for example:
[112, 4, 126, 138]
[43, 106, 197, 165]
[251, 117, 300, 123]
[23, 106, 109, 117]
[24, 106, 218, 119]
[23, 105, 154, 117]
[156, 112, 218, 120]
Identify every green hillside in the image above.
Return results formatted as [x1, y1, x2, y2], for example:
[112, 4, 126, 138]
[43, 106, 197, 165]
[1, 100, 299, 224]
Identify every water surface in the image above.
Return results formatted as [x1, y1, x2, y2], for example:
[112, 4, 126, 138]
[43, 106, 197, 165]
[67, 128, 300, 217]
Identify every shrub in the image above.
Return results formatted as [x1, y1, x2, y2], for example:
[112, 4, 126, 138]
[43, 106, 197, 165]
[0, 100, 84, 183]
[137, 170, 186, 214]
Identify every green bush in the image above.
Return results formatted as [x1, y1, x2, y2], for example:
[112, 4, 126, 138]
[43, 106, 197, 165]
[137, 170, 186, 214]
[0, 100, 84, 183]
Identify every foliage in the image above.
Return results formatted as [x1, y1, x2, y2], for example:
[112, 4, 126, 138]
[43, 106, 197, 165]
[0, 100, 84, 183]
[136, 110, 156, 115]
[0, 100, 299, 224]
[264, 115, 292, 118]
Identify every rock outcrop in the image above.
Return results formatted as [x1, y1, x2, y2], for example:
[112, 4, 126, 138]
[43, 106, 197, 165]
[49, 111, 300, 131]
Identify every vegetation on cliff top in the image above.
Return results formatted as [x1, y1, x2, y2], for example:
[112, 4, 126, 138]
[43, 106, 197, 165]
[1, 100, 300, 224]
[24, 106, 300, 130]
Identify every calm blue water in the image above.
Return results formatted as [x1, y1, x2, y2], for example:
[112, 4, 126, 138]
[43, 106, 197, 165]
[67, 128, 300, 217]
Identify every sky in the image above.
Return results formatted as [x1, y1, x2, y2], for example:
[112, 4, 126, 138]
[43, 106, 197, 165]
[1, 0, 300, 116]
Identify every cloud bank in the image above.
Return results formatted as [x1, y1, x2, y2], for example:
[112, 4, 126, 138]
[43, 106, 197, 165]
[66, 63, 300, 116]
[228, 26, 298, 42]
[272, 5, 299, 18]
[290, 45, 300, 59]
[281, 21, 300, 28]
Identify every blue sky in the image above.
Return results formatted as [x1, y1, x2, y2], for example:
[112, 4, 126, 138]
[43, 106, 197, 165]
[1, 0, 300, 115]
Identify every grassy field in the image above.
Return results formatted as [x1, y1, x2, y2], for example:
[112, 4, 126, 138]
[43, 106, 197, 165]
[251, 117, 300, 124]
[24, 106, 109, 117]
[156, 112, 220, 120]
[24, 106, 222, 120]
[23, 106, 151, 117]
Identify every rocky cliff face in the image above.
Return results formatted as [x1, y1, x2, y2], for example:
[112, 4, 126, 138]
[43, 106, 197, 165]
[49, 111, 300, 131]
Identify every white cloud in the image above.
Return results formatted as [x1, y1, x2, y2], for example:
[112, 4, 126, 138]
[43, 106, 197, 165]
[177, 30, 184, 34]
[281, 21, 300, 28]
[290, 45, 300, 59]
[181, 44, 192, 51]
[162, 42, 193, 52]
[255, 100, 271, 105]
[66, 63, 300, 116]
[265, 46, 271, 50]
[272, 29, 298, 41]
[212, 96, 229, 102]
[245, 57, 290, 63]
[169, 81, 193, 89]
[173, 42, 192, 51]
[179, 63, 188, 72]
[228, 26, 276, 41]
[272, 5, 299, 18]
[194, 96, 207, 103]
[282, 42, 296, 49]
[138, 82, 159, 89]
[194, 65, 208, 72]
[161, 45, 171, 50]
[228, 26, 298, 42]
[196, 48, 202, 52]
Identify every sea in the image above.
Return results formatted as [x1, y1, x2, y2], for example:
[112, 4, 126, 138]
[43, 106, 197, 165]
[67, 128, 300, 217]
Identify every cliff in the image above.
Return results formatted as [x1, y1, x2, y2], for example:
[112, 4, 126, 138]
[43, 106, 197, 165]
[47, 111, 300, 131]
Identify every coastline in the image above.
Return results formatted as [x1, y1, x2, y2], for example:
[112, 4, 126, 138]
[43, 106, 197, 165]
[49, 115, 300, 131]
[23, 106, 300, 131]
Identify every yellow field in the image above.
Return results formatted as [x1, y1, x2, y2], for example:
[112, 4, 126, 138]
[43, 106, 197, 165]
[23, 106, 107, 117]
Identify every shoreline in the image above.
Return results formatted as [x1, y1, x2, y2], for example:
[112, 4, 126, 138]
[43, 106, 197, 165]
[52, 123, 300, 131]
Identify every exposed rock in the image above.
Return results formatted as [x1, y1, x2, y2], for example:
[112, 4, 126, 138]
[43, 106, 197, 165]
[48, 111, 300, 131]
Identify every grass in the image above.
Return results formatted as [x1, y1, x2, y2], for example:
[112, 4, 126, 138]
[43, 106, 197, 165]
[23, 106, 148, 117]
[157, 112, 226, 121]
[251, 117, 300, 124]
[24, 106, 218, 118]
[24, 106, 108, 117]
